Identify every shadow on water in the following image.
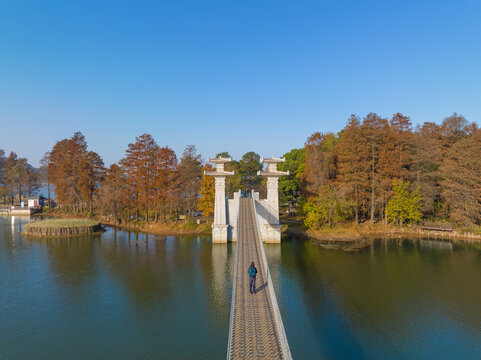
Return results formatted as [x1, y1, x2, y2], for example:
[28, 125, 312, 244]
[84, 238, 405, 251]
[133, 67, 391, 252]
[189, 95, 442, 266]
[273, 236, 481, 360]
[290, 241, 369, 360]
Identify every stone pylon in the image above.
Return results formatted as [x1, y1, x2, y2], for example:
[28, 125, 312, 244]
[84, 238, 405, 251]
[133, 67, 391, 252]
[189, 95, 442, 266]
[205, 157, 235, 243]
[256, 157, 289, 243]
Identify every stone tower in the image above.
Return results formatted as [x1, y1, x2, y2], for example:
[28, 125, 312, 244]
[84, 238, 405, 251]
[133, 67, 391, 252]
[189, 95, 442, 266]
[255, 157, 289, 243]
[205, 157, 236, 243]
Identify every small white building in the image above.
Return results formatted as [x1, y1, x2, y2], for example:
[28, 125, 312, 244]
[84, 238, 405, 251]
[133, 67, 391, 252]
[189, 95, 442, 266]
[28, 196, 45, 209]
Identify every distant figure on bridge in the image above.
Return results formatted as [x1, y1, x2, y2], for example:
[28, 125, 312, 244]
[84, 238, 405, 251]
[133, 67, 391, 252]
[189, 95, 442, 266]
[248, 262, 258, 294]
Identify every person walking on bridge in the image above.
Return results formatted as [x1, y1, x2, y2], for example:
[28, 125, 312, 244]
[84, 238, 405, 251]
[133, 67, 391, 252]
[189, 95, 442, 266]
[248, 262, 257, 294]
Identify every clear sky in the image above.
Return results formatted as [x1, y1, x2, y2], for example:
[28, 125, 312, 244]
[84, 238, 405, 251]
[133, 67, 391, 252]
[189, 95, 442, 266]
[1, 0, 480, 166]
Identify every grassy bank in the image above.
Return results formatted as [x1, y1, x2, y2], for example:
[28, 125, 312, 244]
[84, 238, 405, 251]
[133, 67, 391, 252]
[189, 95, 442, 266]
[26, 219, 100, 228]
[281, 214, 481, 243]
[36, 209, 212, 236]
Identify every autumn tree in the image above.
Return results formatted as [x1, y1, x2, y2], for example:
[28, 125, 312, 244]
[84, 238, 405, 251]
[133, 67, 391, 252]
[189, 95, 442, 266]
[120, 133, 159, 222]
[302, 132, 337, 199]
[0, 150, 6, 203]
[97, 164, 127, 222]
[4, 152, 19, 204]
[49, 132, 88, 210]
[377, 113, 413, 223]
[198, 163, 215, 216]
[335, 116, 369, 223]
[7, 158, 28, 204]
[39, 152, 52, 205]
[153, 146, 178, 221]
[361, 113, 390, 223]
[439, 112, 477, 153]
[441, 130, 481, 225]
[177, 145, 202, 218]
[78, 151, 105, 214]
[411, 122, 443, 214]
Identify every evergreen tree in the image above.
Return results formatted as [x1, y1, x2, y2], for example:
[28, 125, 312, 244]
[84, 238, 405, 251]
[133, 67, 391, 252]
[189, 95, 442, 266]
[278, 148, 305, 204]
[238, 151, 262, 192]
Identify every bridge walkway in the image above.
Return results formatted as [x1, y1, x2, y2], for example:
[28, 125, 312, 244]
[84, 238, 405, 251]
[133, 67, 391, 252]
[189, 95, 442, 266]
[227, 197, 291, 360]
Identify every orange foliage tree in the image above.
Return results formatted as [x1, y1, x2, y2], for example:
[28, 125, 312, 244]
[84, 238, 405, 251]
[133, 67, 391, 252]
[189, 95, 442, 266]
[198, 164, 215, 216]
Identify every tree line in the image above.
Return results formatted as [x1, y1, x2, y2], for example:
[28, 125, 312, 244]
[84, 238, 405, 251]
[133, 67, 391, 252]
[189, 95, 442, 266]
[0, 151, 41, 205]
[0, 131, 270, 224]
[280, 112, 481, 228]
[1, 111, 479, 229]
[42, 132, 205, 223]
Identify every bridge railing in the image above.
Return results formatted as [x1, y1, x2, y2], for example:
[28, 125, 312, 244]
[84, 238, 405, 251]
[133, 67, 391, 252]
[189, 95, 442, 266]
[226, 190, 242, 360]
[251, 194, 292, 360]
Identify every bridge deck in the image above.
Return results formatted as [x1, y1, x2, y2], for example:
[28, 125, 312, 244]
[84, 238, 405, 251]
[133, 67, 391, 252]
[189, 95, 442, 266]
[228, 198, 290, 360]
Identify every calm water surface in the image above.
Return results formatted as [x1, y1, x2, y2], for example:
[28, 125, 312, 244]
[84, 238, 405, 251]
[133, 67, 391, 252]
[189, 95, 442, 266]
[1, 216, 481, 359]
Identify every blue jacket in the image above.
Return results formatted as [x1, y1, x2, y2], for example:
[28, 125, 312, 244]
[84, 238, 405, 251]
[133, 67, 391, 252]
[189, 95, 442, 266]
[248, 267, 257, 278]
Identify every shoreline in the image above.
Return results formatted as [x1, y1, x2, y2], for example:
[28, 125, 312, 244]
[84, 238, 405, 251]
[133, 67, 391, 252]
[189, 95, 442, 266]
[34, 211, 212, 236]
[31, 211, 481, 245]
[282, 218, 481, 244]
[24, 218, 105, 237]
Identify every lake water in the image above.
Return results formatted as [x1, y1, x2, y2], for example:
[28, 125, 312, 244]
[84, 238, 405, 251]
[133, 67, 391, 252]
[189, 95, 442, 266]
[1, 216, 481, 359]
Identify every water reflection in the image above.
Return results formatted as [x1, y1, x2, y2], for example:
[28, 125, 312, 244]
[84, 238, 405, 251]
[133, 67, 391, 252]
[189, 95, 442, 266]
[210, 244, 234, 310]
[420, 239, 453, 251]
[1, 215, 481, 360]
[100, 229, 174, 309]
[275, 237, 481, 359]
[0, 218, 233, 359]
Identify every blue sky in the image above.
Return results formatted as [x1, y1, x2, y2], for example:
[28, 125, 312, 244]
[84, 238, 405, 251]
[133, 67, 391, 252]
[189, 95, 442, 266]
[1, 0, 480, 166]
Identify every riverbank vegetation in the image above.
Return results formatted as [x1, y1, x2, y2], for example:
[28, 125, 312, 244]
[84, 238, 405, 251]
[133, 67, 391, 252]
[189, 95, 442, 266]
[2, 111, 481, 239]
[280, 112, 481, 238]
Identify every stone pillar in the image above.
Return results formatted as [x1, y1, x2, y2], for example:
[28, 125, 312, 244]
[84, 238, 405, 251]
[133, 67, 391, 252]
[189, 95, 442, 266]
[257, 157, 289, 243]
[267, 177, 280, 225]
[205, 157, 234, 243]
[214, 177, 227, 225]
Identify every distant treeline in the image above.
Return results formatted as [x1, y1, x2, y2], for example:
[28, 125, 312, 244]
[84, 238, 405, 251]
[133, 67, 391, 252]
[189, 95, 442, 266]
[1, 112, 479, 228]
[0, 150, 41, 205]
